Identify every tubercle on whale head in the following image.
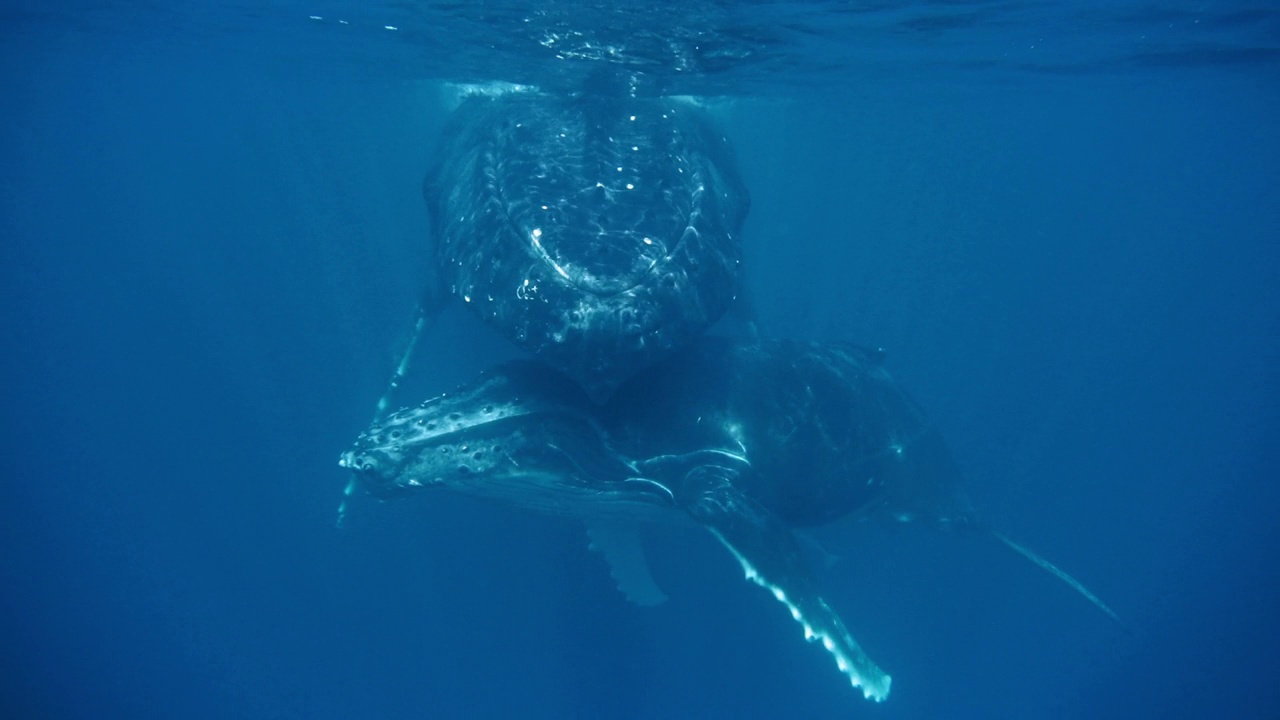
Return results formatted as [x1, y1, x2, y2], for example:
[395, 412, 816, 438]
[341, 361, 637, 508]
[343, 364, 570, 494]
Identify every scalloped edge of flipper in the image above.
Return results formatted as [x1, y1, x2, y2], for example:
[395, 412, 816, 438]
[586, 519, 669, 606]
[708, 528, 892, 702]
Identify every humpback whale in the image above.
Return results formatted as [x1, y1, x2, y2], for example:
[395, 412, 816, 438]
[340, 337, 1118, 705]
[412, 89, 750, 403]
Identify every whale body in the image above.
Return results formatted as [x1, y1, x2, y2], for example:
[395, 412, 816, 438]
[342, 337, 1118, 706]
[422, 92, 750, 401]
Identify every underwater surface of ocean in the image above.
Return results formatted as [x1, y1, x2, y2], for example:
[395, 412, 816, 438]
[2, 2, 1278, 718]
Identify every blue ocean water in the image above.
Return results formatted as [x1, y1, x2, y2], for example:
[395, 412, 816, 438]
[2, 2, 1277, 718]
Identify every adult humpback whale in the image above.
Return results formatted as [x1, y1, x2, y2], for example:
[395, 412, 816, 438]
[340, 337, 1119, 705]
[412, 89, 749, 403]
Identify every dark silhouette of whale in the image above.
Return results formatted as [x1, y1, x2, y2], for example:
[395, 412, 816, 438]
[412, 89, 750, 403]
[341, 337, 1119, 705]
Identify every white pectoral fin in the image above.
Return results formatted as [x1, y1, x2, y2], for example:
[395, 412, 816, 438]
[685, 473, 891, 702]
[586, 518, 668, 606]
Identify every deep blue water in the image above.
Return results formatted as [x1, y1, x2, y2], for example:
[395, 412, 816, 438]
[3, 3, 1278, 718]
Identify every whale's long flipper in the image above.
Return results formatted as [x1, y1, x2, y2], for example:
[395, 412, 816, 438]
[682, 468, 892, 702]
[337, 307, 437, 527]
[990, 530, 1124, 629]
[587, 518, 668, 606]
[373, 310, 432, 424]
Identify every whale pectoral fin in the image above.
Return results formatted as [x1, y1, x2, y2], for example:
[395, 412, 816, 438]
[988, 529, 1126, 630]
[683, 470, 892, 702]
[586, 518, 668, 606]
[797, 530, 842, 570]
[338, 304, 442, 526]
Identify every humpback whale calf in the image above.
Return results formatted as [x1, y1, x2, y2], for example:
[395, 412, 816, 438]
[340, 337, 1119, 705]
[398, 88, 750, 405]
